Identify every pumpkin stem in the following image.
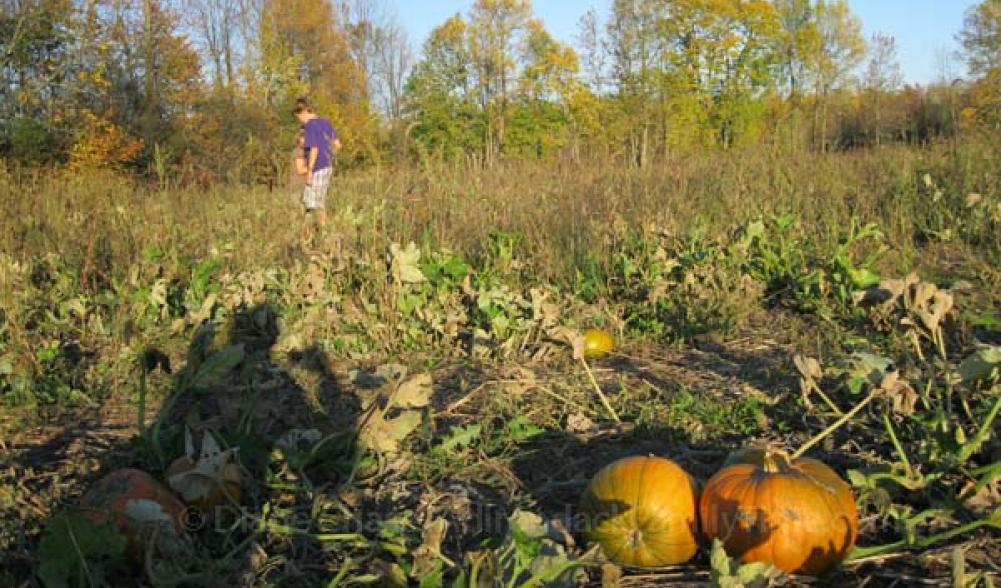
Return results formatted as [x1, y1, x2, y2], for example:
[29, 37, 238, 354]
[791, 390, 877, 460]
[762, 450, 793, 473]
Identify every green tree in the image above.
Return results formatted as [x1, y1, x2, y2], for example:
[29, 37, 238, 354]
[810, 0, 866, 151]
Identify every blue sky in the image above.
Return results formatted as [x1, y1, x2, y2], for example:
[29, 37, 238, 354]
[391, 1, 979, 85]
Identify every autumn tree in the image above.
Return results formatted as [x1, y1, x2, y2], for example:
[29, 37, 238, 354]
[810, 0, 866, 150]
[773, 0, 819, 100]
[864, 31, 903, 144]
[958, 0, 1001, 127]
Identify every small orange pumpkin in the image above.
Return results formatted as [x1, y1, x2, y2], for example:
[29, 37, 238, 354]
[699, 448, 858, 576]
[582, 329, 615, 359]
[579, 455, 699, 568]
[79, 468, 187, 560]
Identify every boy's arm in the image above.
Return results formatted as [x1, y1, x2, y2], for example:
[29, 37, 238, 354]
[306, 147, 319, 185]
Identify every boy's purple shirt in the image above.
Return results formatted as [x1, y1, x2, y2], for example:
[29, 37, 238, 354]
[303, 117, 339, 171]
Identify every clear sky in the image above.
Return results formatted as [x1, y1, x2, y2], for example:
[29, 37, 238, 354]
[391, 1, 980, 86]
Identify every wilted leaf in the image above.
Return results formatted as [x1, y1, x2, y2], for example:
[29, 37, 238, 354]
[530, 288, 561, 329]
[793, 354, 823, 380]
[390, 373, 432, 409]
[390, 242, 426, 284]
[167, 428, 241, 504]
[880, 371, 918, 417]
[549, 326, 584, 360]
[359, 410, 423, 455]
[566, 412, 596, 434]
[961, 478, 1001, 513]
[844, 351, 892, 391]
[600, 563, 623, 588]
[411, 518, 449, 579]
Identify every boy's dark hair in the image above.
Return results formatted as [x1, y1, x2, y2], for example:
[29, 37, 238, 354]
[292, 98, 314, 115]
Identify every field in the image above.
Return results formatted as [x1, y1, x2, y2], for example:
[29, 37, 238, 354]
[2, 139, 1001, 587]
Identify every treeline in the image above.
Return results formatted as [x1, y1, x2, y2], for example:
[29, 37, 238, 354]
[1, 0, 999, 182]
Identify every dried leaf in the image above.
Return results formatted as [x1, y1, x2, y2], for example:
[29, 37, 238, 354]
[600, 563, 623, 588]
[359, 410, 423, 455]
[566, 412, 596, 434]
[549, 326, 584, 360]
[880, 371, 918, 417]
[793, 354, 822, 380]
[390, 373, 432, 409]
[168, 429, 241, 504]
[411, 518, 448, 579]
[961, 478, 1001, 513]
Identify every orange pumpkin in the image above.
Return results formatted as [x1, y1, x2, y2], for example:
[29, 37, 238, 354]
[79, 468, 187, 560]
[582, 329, 615, 359]
[699, 449, 858, 576]
[579, 455, 699, 567]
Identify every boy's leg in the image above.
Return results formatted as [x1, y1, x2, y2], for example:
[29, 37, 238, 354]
[312, 167, 332, 232]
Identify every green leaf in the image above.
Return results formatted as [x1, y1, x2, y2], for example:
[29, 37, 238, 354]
[436, 424, 482, 454]
[187, 343, 245, 391]
[736, 562, 779, 586]
[957, 346, 1001, 384]
[849, 267, 881, 289]
[709, 538, 733, 578]
[505, 416, 543, 443]
[38, 512, 128, 588]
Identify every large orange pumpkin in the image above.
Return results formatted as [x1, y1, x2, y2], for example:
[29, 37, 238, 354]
[579, 455, 699, 568]
[699, 449, 858, 576]
[79, 468, 187, 560]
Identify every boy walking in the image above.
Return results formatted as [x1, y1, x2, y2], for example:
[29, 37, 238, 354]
[293, 99, 342, 232]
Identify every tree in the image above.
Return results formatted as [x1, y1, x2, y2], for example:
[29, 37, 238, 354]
[337, 0, 411, 121]
[181, 0, 242, 91]
[773, 0, 819, 99]
[864, 31, 902, 144]
[958, 0, 1001, 79]
[467, 0, 532, 164]
[606, 0, 661, 165]
[576, 7, 607, 94]
[811, 0, 866, 150]
[404, 14, 484, 159]
[0, 0, 74, 160]
[958, 0, 1001, 127]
